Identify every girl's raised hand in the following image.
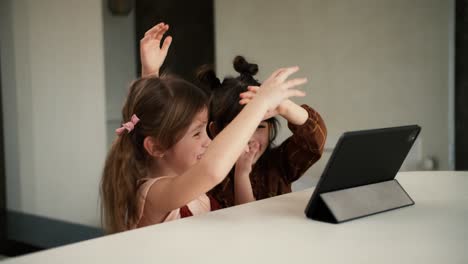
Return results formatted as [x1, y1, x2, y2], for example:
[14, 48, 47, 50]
[249, 66, 307, 113]
[140, 22, 172, 77]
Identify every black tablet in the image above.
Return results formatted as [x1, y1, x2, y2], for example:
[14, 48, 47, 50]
[304, 125, 421, 222]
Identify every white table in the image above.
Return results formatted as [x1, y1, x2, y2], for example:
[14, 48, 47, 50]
[4, 171, 468, 264]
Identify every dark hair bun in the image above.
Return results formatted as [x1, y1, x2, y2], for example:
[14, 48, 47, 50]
[233, 56, 258, 76]
[195, 64, 221, 91]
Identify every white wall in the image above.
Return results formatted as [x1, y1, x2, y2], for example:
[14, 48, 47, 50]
[0, 0, 107, 226]
[215, 0, 452, 189]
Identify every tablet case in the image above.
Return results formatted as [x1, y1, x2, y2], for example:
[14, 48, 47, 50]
[305, 125, 420, 223]
[309, 179, 414, 223]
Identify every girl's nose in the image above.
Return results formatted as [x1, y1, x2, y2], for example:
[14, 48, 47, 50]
[202, 134, 211, 148]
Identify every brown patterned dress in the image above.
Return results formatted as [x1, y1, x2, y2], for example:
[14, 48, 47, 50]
[208, 104, 327, 208]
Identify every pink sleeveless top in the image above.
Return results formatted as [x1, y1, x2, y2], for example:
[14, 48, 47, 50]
[131, 176, 221, 229]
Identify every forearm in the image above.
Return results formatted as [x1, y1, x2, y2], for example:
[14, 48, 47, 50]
[279, 105, 327, 183]
[234, 170, 255, 205]
[279, 100, 308, 125]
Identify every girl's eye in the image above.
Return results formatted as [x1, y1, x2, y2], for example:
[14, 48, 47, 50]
[193, 132, 201, 137]
[258, 125, 266, 129]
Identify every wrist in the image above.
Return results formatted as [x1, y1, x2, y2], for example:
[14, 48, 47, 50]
[234, 164, 251, 176]
[246, 96, 270, 118]
[278, 100, 293, 117]
[142, 67, 159, 77]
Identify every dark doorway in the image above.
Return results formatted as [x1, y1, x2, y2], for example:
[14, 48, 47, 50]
[135, 0, 215, 82]
[456, 0, 468, 170]
[0, 54, 6, 254]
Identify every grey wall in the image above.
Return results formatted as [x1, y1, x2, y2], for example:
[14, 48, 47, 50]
[215, 0, 452, 189]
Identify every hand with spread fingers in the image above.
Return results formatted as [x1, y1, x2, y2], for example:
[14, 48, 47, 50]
[140, 22, 173, 77]
[252, 66, 307, 111]
[239, 67, 309, 125]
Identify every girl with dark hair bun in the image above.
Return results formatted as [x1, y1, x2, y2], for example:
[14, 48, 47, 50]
[196, 56, 327, 207]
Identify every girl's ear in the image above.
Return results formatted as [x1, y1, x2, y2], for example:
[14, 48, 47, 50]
[143, 136, 165, 158]
[208, 122, 218, 139]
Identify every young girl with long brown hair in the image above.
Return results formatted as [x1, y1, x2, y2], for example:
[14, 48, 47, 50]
[100, 67, 307, 233]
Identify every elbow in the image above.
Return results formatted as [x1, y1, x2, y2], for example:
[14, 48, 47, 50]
[208, 171, 225, 187]
[317, 122, 327, 156]
[235, 196, 256, 206]
[199, 160, 227, 187]
[316, 150, 324, 161]
[306, 140, 325, 157]
[308, 142, 324, 162]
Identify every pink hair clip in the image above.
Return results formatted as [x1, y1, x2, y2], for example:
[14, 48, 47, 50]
[115, 114, 140, 135]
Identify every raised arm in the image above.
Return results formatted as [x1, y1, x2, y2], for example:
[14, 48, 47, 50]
[277, 104, 327, 182]
[240, 87, 327, 183]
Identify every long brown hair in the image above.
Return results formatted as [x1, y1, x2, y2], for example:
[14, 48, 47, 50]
[100, 76, 208, 234]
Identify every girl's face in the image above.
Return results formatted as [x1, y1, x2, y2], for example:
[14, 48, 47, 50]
[163, 108, 211, 174]
[249, 121, 270, 164]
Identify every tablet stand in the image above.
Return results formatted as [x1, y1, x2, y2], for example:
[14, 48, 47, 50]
[309, 180, 414, 223]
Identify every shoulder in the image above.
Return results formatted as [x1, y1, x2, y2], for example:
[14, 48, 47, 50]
[137, 176, 175, 198]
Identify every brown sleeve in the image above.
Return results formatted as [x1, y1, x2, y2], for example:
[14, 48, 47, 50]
[274, 104, 327, 183]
